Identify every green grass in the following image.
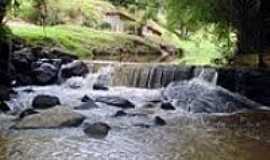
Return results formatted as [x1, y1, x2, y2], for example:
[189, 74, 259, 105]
[10, 23, 226, 64]
[177, 34, 222, 65]
[10, 24, 160, 58]
[147, 21, 225, 65]
[13, 0, 115, 27]
[9, 0, 230, 65]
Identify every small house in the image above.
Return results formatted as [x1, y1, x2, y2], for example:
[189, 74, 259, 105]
[104, 12, 135, 32]
[142, 25, 162, 37]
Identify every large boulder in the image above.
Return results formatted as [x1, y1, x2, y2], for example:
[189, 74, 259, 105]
[60, 61, 89, 79]
[31, 47, 78, 64]
[0, 101, 10, 113]
[13, 107, 85, 129]
[95, 96, 135, 109]
[0, 85, 15, 101]
[83, 122, 111, 139]
[49, 47, 78, 64]
[162, 78, 265, 113]
[32, 62, 58, 85]
[32, 95, 61, 109]
[11, 48, 35, 73]
[93, 84, 109, 91]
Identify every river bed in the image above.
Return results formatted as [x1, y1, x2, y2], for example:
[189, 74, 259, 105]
[1, 67, 270, 160]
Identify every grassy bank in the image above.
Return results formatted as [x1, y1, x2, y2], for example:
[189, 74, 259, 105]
[10, 24, 162, 60]
[9, 0, 231, 65]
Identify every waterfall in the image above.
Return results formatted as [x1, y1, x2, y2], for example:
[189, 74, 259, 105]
[197, 68, 218, 85]
[63, 65, 114, 89]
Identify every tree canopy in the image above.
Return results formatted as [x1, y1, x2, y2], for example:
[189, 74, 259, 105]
[165, 0, 267, 55]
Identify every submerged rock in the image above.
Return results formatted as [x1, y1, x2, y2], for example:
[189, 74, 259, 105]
[83, 122, 111, 139]
[32, 95, 61, 109]
[160, 102, 175, 110]
[113, 110, 128, 117]
[0, 102, 10, 113]
[93, 84, 109, 91]
[18, 108, 39, 119]
[60, 61, 89, 79]
[74, 99, 99, 110]
[81, 95, 91, 102]
[141, 102, 157, 109]
[95, 96, 135, 109]
[162, 78, 265, 113]
[154, 116, 167, 126]
[22, 88, 34, 93]
[0, 86, 13, 101]
[13, 107, 85, 129]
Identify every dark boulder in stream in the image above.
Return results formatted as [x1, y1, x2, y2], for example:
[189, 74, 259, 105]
[32, 95, 61, 109]
[60, 61, 89, 79]
[11, 48, 35, 73]
[0, 102, 10, 113]
[81, 95, 91, 102]
[154, 116, 167, 126]
[18, 108, 39, 119]
[162, 78, 266, 113]
[32, 62, 58, 85]
[0, 85, 15, 101]
[161, 102, 175, 110]
[93, 84, 109, 91]
[83, 122, 111, 139]
[113, 110, 128, 117]
[95, 96, 135, 109]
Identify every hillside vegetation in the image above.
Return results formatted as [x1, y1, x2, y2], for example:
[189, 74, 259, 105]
[7, 0, 229, 65]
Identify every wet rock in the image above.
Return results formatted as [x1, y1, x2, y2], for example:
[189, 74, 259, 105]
[32, 62, 58, 85]
[49, 47, 78, 64]
[133, 123, 151, 128]
[141, 102, 157, 109]
[113, 110, 128, 117]
[60, 61, 89, 79]
[154, 116, 167, 126]
[32, 59, 62, 71]
[14, 74, 33, 86]
[83, 122, 111, 139]
[162, 79, 264, 113]
[148, 99, 162, 103]
[0, 86, 13, 101]
[93, 84, 109, 91]
[22, 88, 34, 93]
[74, 99, 99, 110]
[161, 102, 175, 110]
[81, 95, 91, 102]
[18, 109, 39, 119]
[11, 48, 35, 73]
[0, 102, 10, 113]
[13, 107, 85, 129]
[95, 96, 135, 109]
[32, 95, 61, 109]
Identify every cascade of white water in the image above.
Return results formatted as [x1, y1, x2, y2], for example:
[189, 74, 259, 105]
[197, 68, 218, 85]
[62, 66, 114, 89]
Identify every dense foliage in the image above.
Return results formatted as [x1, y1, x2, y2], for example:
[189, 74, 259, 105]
[165, 0, 266, 55]
[0, 0, 11, 24]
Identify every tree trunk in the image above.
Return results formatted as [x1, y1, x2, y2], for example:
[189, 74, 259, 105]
[0, 0, 11, 85]
[232, 0, 263, 55]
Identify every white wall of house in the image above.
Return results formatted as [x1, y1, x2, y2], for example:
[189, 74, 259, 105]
[105, 15, 124, 32]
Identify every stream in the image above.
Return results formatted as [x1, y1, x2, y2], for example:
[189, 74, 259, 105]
[1, 64, 270, 160]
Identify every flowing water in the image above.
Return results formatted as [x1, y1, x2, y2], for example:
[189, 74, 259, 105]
[1, 66, 270, 160]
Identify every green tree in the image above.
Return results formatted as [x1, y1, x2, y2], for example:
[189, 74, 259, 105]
[165, 0, 265, 56]
[0, 0, 12, 24]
